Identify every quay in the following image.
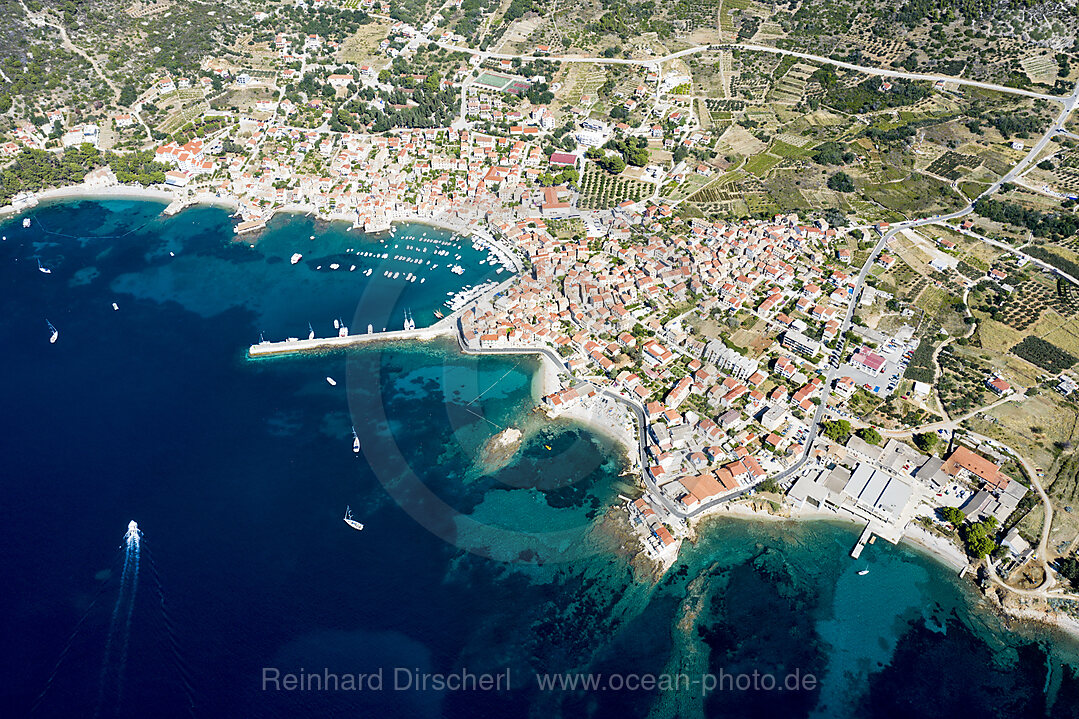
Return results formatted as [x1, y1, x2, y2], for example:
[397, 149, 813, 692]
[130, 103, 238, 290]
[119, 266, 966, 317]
[247, 277, 517, 358]
[851, 524, 874, 559]
[248, 322, 455, 357]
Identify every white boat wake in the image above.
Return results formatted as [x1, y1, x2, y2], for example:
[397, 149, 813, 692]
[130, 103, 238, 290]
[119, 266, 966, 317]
[96, 521, 141, 716]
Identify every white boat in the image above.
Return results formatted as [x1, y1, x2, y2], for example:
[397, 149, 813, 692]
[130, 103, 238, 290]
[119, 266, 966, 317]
[47, 319, 58, 344]
[291, 253, 303, 265]
[333, 318, 340, 330]
[857, 567, 869, 576]
[308, 322, 315, 340]
[352, 427, 361, 453]
[37, 259, 51, 274]
[22, 217, 31, 228]
[111, 302, 119, 311]
[326, 376, 337, 386]
[330, 263, 340, 270]
[343, 506, 364, 531]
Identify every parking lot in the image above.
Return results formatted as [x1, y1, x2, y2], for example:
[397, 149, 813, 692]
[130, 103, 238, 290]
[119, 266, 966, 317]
[834, 336, 919, 397]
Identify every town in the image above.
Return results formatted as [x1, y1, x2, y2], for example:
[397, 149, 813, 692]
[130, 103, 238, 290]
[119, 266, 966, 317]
[6, 0, 1079, 624]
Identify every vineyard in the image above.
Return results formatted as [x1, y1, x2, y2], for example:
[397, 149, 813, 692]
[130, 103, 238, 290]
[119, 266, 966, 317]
[1011, 336, 1077, 373]
[577, 164, 650, 210]
[903, 336, 938, 384]
[926, 150, 981, 181]
[936, 345, 991, 416]
[996, 279, 1074, 331]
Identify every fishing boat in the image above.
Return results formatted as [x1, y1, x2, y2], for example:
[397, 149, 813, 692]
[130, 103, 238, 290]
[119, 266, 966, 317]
[343, 506, 365, 531]
[46, 319, 58, 344]
[352, 427, 361, 453]
[37, 259, 51, 274]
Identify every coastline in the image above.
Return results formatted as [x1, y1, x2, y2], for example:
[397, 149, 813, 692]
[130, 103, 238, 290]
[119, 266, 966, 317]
[15, 183, 1077, 645]
[0, 182, 243, 218]
[687, 499, 971, 574]
[1, 182, 524, 272]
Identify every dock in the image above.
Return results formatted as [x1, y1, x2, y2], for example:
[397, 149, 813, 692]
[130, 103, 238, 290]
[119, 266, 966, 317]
[163, 199, 190, 216]
[248, 277, 516, 358]
[249, 320, 455, 357]
[851, 524, 874, 559]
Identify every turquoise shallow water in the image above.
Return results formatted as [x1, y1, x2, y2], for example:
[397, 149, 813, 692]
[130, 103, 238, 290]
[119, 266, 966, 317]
[3, 198, 1079, 718]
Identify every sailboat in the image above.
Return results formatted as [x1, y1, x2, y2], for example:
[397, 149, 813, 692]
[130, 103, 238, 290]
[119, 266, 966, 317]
[343, 505, 364, 531]
[352, 427, 361, 453]
[308, 322, 315, 340]
[37, 259, 51, 274]
[857, 566, 869, 576]
[46, 319, 58, 344]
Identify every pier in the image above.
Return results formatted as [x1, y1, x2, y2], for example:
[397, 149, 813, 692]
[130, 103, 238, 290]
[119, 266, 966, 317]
[247, 276, 516, 358]
[851, 524, 874, 559]
[248, 319, 456, 357]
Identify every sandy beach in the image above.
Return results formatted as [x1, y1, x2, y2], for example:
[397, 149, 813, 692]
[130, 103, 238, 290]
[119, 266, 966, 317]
[0, 182, 247, 218]
[901, 521, 969, 572]
[689, 499, 971, 573]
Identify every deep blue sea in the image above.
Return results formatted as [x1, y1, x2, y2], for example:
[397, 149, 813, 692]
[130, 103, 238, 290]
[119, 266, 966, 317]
[4, 198, 1079, 719]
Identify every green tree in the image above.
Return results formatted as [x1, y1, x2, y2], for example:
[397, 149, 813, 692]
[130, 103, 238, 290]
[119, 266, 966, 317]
[913, 432, 939, 453]
[856, 427, 882, 445]
[940, 506, 965, 525]
[1057, 556, 1079, 587]
[821, 419, 852, 443]
[827, 171, 855, 193]
[118, 84, 137, 107]
[959, 519, 997, 558]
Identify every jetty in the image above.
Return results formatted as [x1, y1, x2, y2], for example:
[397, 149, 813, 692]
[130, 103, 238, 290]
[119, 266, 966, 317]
[248, 277, 516, 358]
[851, 524, 874, 559]
[163, 199, 191, 216]
[249, 320, 456, 356]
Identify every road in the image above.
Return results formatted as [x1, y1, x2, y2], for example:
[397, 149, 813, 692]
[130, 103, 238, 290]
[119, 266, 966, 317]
[434, 40, 1067, 103]
[953, 225, 1079, 286]
[876, 391, 1025, 439]
[761, 79, 1079, 520]
[967, 430, 1055, 591]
